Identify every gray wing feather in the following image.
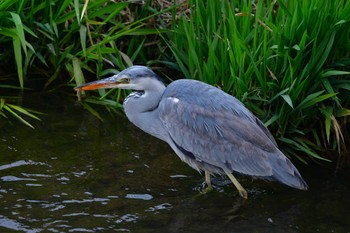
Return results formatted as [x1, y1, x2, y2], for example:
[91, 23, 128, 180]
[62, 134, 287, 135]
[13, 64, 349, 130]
[159, 79, 279, 176]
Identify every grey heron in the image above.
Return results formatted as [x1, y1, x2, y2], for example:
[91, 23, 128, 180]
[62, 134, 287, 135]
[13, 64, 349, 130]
[75, 65, 308, 199]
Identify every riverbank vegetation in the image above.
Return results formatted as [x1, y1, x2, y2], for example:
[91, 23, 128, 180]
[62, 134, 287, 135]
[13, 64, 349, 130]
[0, 0, 349, 167]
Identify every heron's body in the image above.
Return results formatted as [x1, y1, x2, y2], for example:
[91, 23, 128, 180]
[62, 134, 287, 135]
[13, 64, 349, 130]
[76, 66, 308, 198]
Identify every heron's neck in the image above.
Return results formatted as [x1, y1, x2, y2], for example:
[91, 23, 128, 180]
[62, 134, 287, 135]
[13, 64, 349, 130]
[123, 85, 167, 141]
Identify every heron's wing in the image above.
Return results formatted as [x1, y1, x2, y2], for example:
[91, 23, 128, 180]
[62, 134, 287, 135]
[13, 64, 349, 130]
[159, 80, 278, 176]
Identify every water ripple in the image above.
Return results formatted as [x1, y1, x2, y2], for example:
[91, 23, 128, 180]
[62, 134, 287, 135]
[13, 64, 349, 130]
[69, 228, 95, 232]
[63, 212, 90, 217]
[1, 175, 36, 182]
[0, 214, 40, 233]
[146, 203, 172, 212]
[115, 214, 139, 224]
[125, 193, 153, 201]
[0, 160, 48, 171]
[62, 197, 110, 204]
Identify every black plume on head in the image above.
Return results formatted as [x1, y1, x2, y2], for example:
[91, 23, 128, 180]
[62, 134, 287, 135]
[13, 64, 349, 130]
[121, 66, 164, 83]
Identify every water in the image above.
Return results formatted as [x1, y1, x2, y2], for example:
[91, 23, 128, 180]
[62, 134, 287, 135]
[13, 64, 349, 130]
[0, 93, 349, 232]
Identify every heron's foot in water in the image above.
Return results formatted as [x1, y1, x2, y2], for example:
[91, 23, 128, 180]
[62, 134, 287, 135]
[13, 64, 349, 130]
[192, 183, 213, 198]
[199, 171, 213, 194]
[237, 188, 248, 199]
[200, 183, 213, 194]
[225, 171, 248, 199]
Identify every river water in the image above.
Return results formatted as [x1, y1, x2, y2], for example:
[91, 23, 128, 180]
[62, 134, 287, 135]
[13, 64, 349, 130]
[0, 92, 349, 232]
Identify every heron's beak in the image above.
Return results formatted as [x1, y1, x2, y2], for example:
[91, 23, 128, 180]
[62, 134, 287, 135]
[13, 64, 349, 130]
[74, 75, 127, 91]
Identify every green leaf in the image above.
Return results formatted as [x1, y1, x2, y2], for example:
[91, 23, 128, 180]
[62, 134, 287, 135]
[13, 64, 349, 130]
[119, 51, 133, 67]
[81, 102, 103, 121]
[335, 108, 350, 117]
[6, 104, 41, 121]
[12, 36, 24, 88]
[0, 98, 5, 109]
[337, 84, 350, 91]
[321, 70, 350, 77]
[320, 106, 333, 143]
[264, 114, 278, 127]
[3, 105, 34, 129]
[281, 94, 294, 109]
[22, 24, 38, 38]
[73, 57, 85, 87]
[295, 91, 337, 111]
[80, 25, 87, 57]
[280, 137, 331, 162]
[268, 88, 290, 104]
[74, 0, 81, 25]
[10, 12, 27, 56]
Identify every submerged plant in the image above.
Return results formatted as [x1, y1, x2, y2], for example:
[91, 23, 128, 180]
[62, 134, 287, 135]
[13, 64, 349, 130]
[0, 89, 41, 128]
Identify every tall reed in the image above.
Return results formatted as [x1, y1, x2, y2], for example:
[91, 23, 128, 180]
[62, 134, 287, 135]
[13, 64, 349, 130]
[167, 0, 350, 162]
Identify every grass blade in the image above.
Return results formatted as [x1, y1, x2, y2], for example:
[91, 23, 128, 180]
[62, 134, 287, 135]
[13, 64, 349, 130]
[3, 105, 34, 129]
[12, 35, 24, 88]
[10, 12, 27, 56]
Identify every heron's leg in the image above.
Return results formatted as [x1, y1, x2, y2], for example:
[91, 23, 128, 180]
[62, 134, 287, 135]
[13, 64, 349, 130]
[205, 171, 212, 189]
[225, 172, 248, 199]
[199, 171, 213, 194]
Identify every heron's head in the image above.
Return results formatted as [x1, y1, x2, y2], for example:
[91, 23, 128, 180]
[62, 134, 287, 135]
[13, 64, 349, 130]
[75, 66, 164, 91]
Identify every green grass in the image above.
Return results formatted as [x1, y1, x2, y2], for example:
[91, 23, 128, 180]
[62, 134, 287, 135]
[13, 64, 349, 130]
[1, 0, 165, 85]
[0, 0, 169, 125]
[166, 0, 350, 162]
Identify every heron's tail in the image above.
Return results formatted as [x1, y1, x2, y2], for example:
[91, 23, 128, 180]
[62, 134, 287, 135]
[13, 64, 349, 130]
[270, 152, 308, 190]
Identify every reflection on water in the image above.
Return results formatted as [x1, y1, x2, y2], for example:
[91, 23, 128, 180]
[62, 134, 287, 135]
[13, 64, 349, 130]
[0, 93, 349, 232]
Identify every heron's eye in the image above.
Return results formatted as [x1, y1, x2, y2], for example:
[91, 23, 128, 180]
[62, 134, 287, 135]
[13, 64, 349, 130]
[122, 78, 130, 83]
